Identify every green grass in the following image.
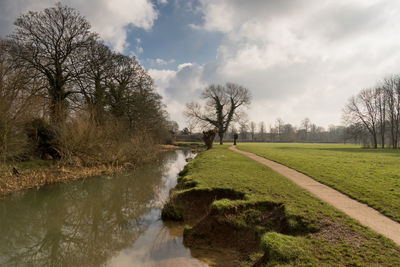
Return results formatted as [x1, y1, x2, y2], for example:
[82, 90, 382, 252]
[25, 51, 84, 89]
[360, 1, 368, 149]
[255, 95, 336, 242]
[17, 159, 54, 169]
[261, 232, 311, 263]
[237, 143, 400, 222]
[177, 145, 400, 266]
[0, 159, 54, 176]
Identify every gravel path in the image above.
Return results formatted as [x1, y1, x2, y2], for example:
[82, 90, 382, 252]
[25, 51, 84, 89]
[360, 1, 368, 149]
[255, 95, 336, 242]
[229, 146, 400, 246]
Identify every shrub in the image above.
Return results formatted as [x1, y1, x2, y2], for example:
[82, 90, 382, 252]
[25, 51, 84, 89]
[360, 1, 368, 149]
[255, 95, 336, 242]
[25, 118, 60, 159]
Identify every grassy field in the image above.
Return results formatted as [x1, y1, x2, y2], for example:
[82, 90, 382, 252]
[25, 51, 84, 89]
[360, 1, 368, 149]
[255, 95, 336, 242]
[237, 143, 400, 223]
[164, 145, 400, 266]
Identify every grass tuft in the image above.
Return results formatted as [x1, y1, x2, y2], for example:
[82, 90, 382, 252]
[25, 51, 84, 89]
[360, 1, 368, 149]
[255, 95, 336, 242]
[261, 232, 309, 262]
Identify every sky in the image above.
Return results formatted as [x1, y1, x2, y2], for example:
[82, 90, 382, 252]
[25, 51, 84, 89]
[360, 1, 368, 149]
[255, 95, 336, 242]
[1, 0, 400, 129]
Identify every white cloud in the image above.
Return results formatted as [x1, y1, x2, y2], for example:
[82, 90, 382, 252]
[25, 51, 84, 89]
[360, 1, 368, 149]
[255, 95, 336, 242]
[149, 63, 206, 125]
[156, 58, 167, 65]
[147, 58, 176, 66]
[177, 63, 193, 71]
[165, 0, 400, 128]
[135, 38, 144, 54]
[0, 0, 158, 52]
[4, 0, 400, 129]
[148, 69, 176, 96]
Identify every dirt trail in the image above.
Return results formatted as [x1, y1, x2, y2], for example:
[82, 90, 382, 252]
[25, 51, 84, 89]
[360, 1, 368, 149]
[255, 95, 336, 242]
[229, 146, 400, 246]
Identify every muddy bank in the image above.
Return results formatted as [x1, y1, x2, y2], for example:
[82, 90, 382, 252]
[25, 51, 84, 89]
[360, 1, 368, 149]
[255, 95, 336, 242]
[162, 172, 318, 266]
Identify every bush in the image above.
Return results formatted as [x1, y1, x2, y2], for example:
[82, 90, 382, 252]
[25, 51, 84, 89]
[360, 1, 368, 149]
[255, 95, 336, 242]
[25, 118, 60, 159]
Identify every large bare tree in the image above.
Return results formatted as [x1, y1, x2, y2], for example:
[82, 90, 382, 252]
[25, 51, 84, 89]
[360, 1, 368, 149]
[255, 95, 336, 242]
[74, 39, 113, 123]
[344, 88, 379, 148]
[383, 76, 400, 148]
[185, 83, 251, 144]
[8, 3, 96, 126]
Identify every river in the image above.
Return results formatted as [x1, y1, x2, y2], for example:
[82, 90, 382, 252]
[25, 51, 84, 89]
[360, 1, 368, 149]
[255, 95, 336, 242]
[0, 150, 207, 266]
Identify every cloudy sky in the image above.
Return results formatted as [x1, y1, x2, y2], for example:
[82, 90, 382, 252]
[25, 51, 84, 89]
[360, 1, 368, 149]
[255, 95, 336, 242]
[1, 0, 400, 129]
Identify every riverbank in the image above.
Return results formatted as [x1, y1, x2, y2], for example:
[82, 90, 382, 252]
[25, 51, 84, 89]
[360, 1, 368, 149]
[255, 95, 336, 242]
[0, 149, 205, 266]
[162, 145, 400, 266]
[0, 144, 180, 197]
[0, 162, 123, 197]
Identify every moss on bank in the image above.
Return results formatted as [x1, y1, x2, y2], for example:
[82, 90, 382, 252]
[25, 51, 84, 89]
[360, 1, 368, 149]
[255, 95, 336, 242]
[162, 145, 400, 266]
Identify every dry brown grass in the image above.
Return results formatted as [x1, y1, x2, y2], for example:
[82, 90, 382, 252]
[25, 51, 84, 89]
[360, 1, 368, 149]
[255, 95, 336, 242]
[57, 112, 159, 167]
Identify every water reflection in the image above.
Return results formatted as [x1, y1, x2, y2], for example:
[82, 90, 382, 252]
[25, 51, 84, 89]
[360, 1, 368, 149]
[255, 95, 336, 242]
[0, 150, 205, 266]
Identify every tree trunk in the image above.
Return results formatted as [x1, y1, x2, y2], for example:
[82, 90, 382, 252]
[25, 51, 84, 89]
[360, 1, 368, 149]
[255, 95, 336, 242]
[391, 125, 396, 148]
[373, 133, 378, 149]
[203, 129, 217, 149]
[50, 98, 67, 127]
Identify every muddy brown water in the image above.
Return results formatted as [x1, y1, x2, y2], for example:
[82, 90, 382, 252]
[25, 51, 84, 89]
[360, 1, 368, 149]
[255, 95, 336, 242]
[0, 150, 208, 267]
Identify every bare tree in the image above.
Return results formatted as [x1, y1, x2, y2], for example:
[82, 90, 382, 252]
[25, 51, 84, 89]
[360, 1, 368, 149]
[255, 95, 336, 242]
[269, 124, 276, 142]
[375, 87, 386, 148]
[282, 123, 296, 142]
[301, 118, 311, 141]
[8, 3, 96, 126]
[383, 76, 400, 148]
[239, 120, 249, 140]
[275, 118, 284, 141]
[259, 121, 266, 141]
[344, 89, 379, 148]
[344, 122, 369, 145]
[75, 39, 113, 123]
[250, 121, 256, 141]
[0, 41, 45, 161]
[185, 83, 251, 145]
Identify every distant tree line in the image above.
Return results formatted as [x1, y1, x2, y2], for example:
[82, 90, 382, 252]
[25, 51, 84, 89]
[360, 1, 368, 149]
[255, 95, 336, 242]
[0, 4, 173, 165]
[180, 77, 400, 147]
[177, 117, 350, 144]
[222, 118, 348, 143]
[343, 75, 400, 149]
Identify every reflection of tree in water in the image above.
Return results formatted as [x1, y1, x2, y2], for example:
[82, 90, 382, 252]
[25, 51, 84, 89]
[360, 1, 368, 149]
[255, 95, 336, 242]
[0, 151, 181, 266]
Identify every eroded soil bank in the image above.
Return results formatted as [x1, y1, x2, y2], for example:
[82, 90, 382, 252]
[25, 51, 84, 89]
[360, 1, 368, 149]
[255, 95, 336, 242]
[162, 146, 400, 266]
